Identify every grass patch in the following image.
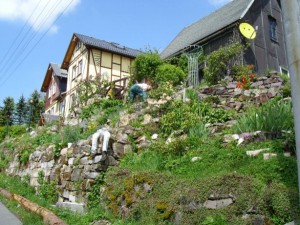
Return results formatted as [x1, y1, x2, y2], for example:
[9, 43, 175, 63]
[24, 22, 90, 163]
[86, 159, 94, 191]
[0, 195, 44, 225]
[0, 173, 113, 225]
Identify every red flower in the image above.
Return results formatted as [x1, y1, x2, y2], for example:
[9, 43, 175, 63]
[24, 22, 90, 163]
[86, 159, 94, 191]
[236, 82, 243, 88]
[249, 74, 255, 79]
[242, 76, 247, 83]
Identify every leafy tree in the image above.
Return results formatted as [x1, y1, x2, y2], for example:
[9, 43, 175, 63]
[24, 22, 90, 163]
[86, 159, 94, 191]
[15, 95, 28, 125]
[131, 50, 163, 82]
[2, 97, 14, 126]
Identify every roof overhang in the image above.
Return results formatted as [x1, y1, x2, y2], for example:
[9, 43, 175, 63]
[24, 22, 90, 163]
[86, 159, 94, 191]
[61, 34, 78, 70]
[40, 64, 53, 92]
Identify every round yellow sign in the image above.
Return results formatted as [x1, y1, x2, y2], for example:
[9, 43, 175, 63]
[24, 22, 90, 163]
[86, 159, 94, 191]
[239, 23, 256, 39]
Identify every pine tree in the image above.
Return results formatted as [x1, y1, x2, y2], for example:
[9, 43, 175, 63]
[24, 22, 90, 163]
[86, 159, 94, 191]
[3, 97, 15, 126]
[15, 95, 28, 125]
[28, 90, 45, 125]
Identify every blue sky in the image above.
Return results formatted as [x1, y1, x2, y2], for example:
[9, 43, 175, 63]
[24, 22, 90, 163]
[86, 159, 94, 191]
[0, 0, 231, 105]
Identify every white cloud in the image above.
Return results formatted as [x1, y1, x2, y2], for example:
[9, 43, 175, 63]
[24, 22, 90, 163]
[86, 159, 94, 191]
[0, 0, 80, 33]
[208, 0, 233, 7]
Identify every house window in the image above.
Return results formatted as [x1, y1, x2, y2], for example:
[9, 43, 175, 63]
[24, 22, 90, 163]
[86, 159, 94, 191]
[78, 60, 83, 75]
[280, 66, 289, 76]
[52, 82, 56, 95]
[59, 101, 65, 115]
[72, 66, 77, 79]
[48, 86, 52, 99]
[69, 94, 74, 109]
[50, 107, 55, 114]
[269, 16, 277, 41]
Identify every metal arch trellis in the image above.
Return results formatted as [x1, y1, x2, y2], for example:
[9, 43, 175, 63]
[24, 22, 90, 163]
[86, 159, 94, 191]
[182, 45, 203, 87]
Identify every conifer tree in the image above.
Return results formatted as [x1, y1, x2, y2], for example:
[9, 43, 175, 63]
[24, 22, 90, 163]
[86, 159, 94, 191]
[15, 95, 27, 125]
[28, 90, 45, 125]
[2, 97, 14, 126]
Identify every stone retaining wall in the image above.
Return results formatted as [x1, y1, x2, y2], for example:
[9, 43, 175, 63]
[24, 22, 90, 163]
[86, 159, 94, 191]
[198, 75, 284, 111]
[5, 75, 286, 208]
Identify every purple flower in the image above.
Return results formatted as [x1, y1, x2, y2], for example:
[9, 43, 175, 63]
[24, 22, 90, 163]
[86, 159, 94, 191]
[240, 132, 251, 139]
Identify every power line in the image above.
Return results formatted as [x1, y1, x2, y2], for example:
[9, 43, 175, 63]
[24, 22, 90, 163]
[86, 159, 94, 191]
[0, 0, 51, 80]
[0, 0, 42, 72]
[0, 0, 76, 89]
[0, 0, 62, 83]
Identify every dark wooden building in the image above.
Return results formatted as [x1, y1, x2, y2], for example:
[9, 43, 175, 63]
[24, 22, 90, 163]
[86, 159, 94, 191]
[40, 63, 68, 115]
[161, 0, 288, 76]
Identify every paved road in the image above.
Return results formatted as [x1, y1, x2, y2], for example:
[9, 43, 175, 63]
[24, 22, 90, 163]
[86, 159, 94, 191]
[0, 201, 22, 225]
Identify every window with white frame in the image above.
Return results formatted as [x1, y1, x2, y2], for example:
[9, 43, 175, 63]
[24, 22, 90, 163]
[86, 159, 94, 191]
[52, 82, 56, 95]
[280, 66, 289, 76]
[78, 60, 83, 75]
[50, 107, 55, 114]
[72, 66, 77, 79]
[59, 101, 65, 115]
[48, 82, 56, 98]
[48, 85, 52, 98]
[69, 94, 74, 109]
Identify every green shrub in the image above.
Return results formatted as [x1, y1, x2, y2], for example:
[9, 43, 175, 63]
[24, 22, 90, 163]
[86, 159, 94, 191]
[76, 74, 108, 106]
[160, 100, 233, 135]
[0, 126, 6, 142]
[131, 51, 163, 82]
[160, 102, 202, 135]
[148, 82, 175, 100]
[280, 74, 291, 98]
[203, 96, 220, 104]
[20, 150, 30, 165]
[204, 43, 245, 85]
[34, 131, 55, 146]
[202, 214, 228, 225]
[155, 64, 186, 86]
[263, 183, 299, 225]
[164, 54, 189, 74]
[37, 171, 58, 204]
[0, 125, 26, 142]
[88, 173, 106, 209]
[0, 151, 8, 171]
[61, 125, 84, 144]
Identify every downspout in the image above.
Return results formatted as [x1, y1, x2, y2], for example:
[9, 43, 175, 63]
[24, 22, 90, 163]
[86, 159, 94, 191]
[281, 0, 300, 202]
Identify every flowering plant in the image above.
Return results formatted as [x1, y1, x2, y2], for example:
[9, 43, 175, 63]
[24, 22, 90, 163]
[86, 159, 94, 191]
[233, 64, 255, 90]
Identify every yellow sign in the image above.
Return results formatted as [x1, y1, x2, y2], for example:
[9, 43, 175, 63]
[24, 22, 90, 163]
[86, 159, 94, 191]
[239, 23, 256, 39]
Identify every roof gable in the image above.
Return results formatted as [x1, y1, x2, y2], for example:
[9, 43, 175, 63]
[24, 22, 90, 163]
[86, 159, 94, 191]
[160, 0, 254, 59]
[61, 33, 143, 69]
[40, 63, 67, 92]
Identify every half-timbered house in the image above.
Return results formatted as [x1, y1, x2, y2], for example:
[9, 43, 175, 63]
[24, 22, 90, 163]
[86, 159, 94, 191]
[61, 33, 142, 117]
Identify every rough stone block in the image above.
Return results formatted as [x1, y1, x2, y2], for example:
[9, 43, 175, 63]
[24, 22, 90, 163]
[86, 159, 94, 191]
[203, 198, 233, 209]
[56, 201, 86, 214]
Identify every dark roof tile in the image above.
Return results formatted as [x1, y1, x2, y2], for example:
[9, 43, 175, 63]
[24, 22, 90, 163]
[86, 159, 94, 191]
[74, 33, 143, 58]
[160, 0, 254, 59]
[50, 63, 68, 78]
